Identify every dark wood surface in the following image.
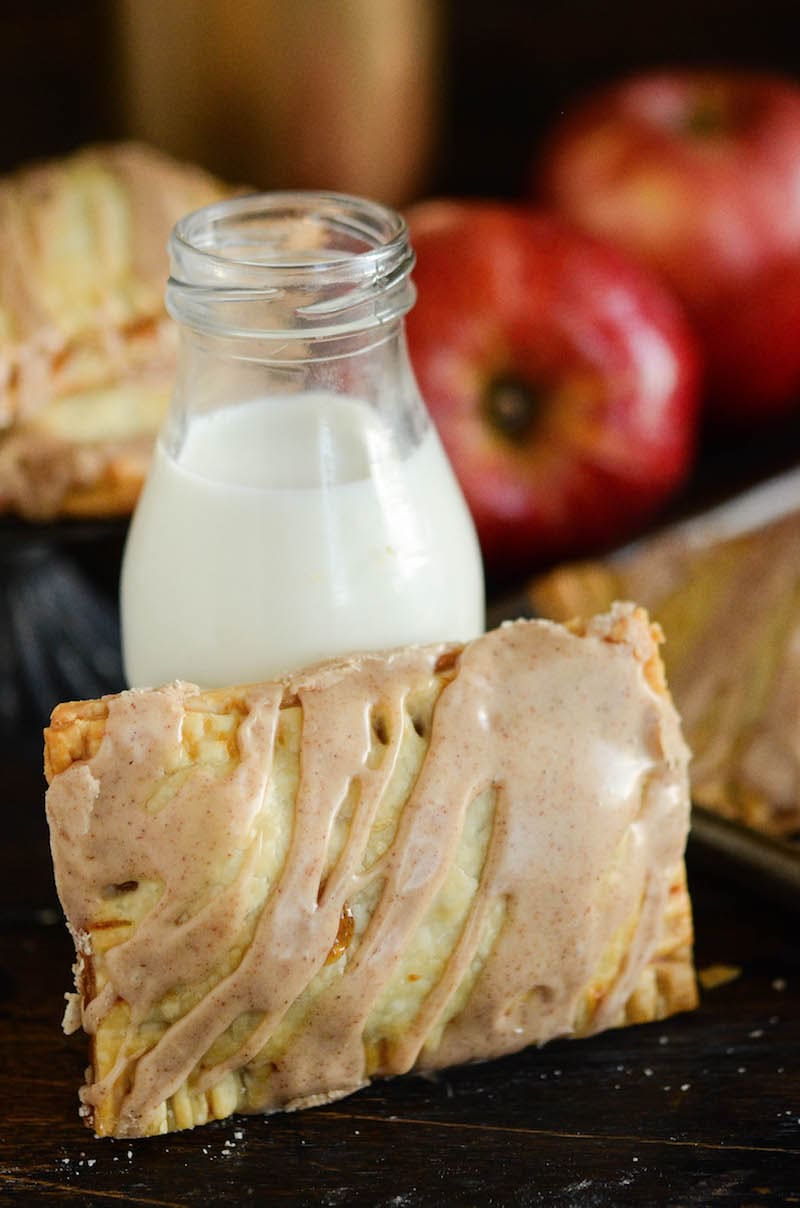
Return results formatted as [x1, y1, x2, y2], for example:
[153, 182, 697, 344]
[2, 439, 800, 1206]
[1, 755, 799, 1207]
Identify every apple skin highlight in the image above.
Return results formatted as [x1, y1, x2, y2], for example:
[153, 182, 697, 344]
[539, 69, 800, 421]
[406, 201, 701, 576]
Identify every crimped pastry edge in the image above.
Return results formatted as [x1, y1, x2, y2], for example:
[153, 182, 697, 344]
[45, 612, 697, 1136]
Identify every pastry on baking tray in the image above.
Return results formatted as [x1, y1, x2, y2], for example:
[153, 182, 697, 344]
[0, 143, 227, 519]
[530, 506, 800, 837]
[44, 605, 696, 1138]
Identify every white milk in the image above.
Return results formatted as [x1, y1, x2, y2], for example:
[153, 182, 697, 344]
[121, 393, 485, 687]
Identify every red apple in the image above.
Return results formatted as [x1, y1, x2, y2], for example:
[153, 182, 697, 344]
[539, 69, 800, 422]
[405, 201, 701, 575]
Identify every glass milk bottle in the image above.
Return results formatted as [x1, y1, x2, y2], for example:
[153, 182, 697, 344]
[121, 192, 484, 688]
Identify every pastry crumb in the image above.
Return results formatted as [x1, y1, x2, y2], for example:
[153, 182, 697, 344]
[698, 963, 741, 990]
[62, 992, 83, 1035]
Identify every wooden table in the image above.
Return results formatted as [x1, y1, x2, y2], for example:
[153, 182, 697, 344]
[1, 754, 799, 1207]
[2, 430, 800, 1205]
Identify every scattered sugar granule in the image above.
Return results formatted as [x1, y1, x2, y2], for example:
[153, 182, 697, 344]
[680, 1084, 690, 1092]
[749, 1029, 764, 1039]
[772, 978, 787, 992]
[234, 1130, 244, 1140]
[643, 1068, 653, 1077]
[737, 1067, 747, 1074]
[698, 964, 741, 990]
[658, 1035, 669, 1046]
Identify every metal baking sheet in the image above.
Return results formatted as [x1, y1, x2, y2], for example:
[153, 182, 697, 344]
[689, 806, 800, 912]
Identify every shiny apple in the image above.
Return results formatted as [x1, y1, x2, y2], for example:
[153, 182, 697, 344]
[405, 201, 701, 576]
[539, 69, 800, 421]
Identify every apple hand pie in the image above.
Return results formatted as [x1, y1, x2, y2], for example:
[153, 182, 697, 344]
[0, 143, 228, 519]
[530, 495, 800, 837]
[44, 604, 696, 1139]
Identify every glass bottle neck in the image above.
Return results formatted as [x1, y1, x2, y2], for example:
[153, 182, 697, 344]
[161, 191, 427, 455]
[163, 320, 429, 460]
[166, 191, 416, 343]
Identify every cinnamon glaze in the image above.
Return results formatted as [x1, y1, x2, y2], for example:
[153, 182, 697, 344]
[46, 605, 691, 1137]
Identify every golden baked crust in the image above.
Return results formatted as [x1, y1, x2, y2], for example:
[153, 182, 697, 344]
[0, 143, 227, 519]
[45, 609, 696, 1138]
[530, 510, 800, 837]
[0, 391, 166, 519]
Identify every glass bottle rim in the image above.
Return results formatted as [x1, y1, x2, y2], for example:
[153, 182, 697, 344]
[166, 190, 416, 340]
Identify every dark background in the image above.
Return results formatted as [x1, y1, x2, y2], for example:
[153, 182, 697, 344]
[0, 3, 112, 174]
[5, 0, 800, 192]
[439, 0, 800, 197]
[3, 0, 799, 558]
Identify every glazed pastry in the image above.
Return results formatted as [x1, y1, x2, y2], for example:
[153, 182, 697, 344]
[530, 499, 800, 836]
[44, 605, 696, 1138]
[0, 143, 227, 519]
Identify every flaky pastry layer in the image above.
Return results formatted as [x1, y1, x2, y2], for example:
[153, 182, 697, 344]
[45, 606, 696, 1138]
[531, 512, 800, 837]
[0, 143, 227, 519]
